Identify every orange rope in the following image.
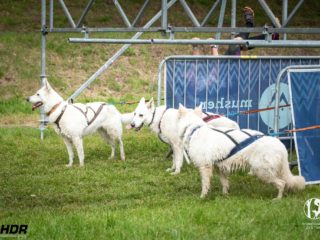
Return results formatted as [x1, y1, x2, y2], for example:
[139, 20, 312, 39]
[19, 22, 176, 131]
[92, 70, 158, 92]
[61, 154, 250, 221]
[240, 104, 290, 115]
[286, 125, 320, 133]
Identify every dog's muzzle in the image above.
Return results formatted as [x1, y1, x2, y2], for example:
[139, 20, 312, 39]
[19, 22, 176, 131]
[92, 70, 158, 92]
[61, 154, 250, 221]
[134, 123, 144, 132]
[32, 101, 43, 111]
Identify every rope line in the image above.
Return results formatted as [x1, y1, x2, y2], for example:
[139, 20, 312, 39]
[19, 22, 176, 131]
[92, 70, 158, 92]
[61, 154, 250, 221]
[270, 125, 320, 136]
[107, 98, 164, 105]
[226, 104, 290, 117]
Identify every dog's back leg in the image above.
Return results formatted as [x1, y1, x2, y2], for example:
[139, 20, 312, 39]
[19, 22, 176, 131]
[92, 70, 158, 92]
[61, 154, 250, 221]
[253, 167, 286, 200]
[118, 137, 125, 161]
[72, 136, 84, 166]
[199, 164, 213, 198]
[219, 170, 230, 195]
[171, 145, 184, 175]
[98, 129, 116, 160]
[63, 137, 74, 167]
[272, 179, 286, 200]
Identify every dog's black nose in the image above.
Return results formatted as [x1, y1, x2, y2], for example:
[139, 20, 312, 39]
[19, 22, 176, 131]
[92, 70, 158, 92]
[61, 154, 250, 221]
[130, 123, 135, 128]
[26, 97, 30, 102]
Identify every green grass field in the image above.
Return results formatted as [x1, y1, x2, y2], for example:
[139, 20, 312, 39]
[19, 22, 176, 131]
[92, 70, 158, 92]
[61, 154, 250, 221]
[0, 126, 319, 239]
[1, 0, 320, 239]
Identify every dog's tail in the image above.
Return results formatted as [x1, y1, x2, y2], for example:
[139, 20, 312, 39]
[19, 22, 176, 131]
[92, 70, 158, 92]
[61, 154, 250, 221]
[121, 112, 134, 125]
[281, 151, 305, 190]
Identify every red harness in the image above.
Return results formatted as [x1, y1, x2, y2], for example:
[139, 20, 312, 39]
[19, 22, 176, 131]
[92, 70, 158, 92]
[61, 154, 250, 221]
[202, 114, 222, 123]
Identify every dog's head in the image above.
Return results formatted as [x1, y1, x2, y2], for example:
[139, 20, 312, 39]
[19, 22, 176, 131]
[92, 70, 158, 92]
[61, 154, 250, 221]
[177, 104, 203, 135]
[130, 97, 155, 131]
[26, 79, 62, 112]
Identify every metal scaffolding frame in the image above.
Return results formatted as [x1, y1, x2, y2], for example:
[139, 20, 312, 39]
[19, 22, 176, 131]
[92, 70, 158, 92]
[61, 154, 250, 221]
[39, 0, 319, 138]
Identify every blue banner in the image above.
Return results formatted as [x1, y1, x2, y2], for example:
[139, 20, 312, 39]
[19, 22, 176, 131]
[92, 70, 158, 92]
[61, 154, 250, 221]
[165, 57, 320, 134]
[289, 70, 320, 184]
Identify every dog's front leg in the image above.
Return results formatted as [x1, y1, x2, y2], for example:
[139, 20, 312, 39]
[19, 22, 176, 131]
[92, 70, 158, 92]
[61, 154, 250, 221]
[72, 136, 85, 167]
[199, 165, 213, 198]
[63, 137, 74, 167]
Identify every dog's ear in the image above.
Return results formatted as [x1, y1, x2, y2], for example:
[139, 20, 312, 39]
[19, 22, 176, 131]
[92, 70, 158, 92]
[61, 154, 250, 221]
[178, 104, 187, 116]
[146, 97, 154, 110]
[43, 78, 52, 91]
[139, 97, 145, 105]
[194, 104, 203, 117]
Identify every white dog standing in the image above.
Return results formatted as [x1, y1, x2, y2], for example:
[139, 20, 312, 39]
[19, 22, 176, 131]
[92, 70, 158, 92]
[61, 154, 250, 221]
[27, 79, 132, 166]
[177, 105, 305, 199]
[129, 97, 239, 175]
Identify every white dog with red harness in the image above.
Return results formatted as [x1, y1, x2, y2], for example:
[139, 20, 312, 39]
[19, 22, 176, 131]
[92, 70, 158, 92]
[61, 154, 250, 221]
[27, 79, 133, 166]
[129, 97, 239, 175]
[177, 104, 305, 199]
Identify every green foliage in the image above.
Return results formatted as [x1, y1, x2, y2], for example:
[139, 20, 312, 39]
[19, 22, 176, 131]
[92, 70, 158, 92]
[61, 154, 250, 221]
[0, 127, 319, 239]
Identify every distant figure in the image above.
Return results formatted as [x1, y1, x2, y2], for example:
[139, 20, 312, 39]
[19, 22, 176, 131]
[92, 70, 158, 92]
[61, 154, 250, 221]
[192, 6, 280, 56]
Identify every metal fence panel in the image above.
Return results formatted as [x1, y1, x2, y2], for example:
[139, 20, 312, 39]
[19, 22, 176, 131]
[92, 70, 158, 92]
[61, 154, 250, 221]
[161, 56, 320, 134]
[289, 69, 320, 184]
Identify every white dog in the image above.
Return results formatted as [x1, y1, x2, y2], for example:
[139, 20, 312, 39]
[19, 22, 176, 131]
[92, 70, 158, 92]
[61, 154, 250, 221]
[27, 79, 133, 166]
[129, 97, 239, 174]
[177, 105, 305, 199]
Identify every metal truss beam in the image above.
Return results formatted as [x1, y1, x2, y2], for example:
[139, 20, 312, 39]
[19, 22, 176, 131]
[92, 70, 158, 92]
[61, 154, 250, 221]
[58, 0, 76, 28]
[201, 0, 221, 27]
[50, 27, 320, 34]
[67, 0, 178, 101]
[76, 0, 95, 27]
[257, 0, 281, 28]
[68, 38, 320, 48]
[283, 0, 304, 27]
[132, 0, 150, 27]
[179, 0, 200, 27]
[215, 0, 227, 39]
[51, 0, 314, 37]
[113, 0, 132, 27]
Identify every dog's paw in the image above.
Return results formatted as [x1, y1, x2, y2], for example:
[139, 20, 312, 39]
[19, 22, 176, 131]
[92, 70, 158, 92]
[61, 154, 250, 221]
[200, 194, 207, 199]
[222, 191, 229, 196]
[108, 156, 115, 160]
[65, 164, 73, 168]
[272, 197, 282, 201]
[170, 171, 180, 175]
[166, 168, 174, 172]
[248, 170, 254, 175]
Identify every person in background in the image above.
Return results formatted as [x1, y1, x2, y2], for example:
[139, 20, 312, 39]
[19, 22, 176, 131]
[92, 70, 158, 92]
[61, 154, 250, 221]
[192, 6, 280, 56]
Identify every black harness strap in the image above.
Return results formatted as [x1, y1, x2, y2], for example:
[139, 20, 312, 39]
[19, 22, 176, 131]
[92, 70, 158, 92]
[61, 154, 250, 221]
[157, 107, 169, 144]
[222, 134, 264, 161]
[88, 104, 106, 125]
[240, 130, 252, 137]
[158, 108, 168, 135]
[225, 129, 235, 134]
[72, 103, 106, 126]
[148, 108, 157, 127]
[72, 105, 89, 124]
[182, 124, 203, 161]
[182, 124, 265, 163]
[207, 126, 239, 146]
[54, 104, 67, 130]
